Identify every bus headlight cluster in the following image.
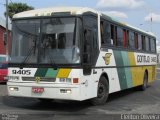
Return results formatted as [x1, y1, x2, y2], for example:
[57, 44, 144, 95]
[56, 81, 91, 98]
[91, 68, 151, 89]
[59, 78, 79, 84]
[8, 76, 20, 81]
[9, 87, 19, 91]
[60, 89, 72, 94]
[59, 78, 72, 83]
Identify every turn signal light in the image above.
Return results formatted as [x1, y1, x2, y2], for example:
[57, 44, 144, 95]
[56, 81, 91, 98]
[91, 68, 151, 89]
[73, 78, 79, 83]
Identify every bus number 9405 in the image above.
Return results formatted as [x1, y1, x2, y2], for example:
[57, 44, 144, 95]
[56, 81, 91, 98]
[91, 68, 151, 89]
[12, 70, 31, 75]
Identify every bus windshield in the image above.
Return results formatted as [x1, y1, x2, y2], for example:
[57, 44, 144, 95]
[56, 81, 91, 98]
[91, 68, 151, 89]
[10, 17, 81, 65]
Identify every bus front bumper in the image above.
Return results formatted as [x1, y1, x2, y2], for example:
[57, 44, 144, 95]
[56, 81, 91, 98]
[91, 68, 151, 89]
[7, 82, 83, 101]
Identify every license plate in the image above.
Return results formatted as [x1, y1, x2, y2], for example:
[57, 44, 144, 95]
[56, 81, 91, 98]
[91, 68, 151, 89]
[32, 87, 44, 93]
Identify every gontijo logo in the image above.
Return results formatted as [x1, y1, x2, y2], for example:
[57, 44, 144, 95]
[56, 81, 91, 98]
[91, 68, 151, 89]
[103, 53, 112, 65]
[35, 77, 41, 83]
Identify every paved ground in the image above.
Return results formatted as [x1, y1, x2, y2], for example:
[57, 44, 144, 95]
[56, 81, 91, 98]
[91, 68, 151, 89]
[0, 83, 7, 96]
[0, 73, 160, 120]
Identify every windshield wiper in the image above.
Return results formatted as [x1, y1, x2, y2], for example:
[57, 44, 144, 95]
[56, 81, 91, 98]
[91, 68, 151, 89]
[47, 53, 57, 70]
[15, 23, 39, 69]
[42, 42, 57, 69]
[20, 39, 37, 69]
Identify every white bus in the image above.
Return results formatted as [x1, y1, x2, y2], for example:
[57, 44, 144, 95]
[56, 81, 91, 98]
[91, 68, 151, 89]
[7, 7, 157, 105]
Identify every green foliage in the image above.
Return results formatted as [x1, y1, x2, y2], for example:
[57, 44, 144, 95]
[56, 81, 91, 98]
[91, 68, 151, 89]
[5, 2, 34, 19]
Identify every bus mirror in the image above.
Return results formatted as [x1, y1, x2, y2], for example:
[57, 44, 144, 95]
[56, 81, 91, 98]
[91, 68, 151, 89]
[83, 53, 90, 64]
[86, 45, 91, 53]
[83, 53, 92, 75]
[3, 32, 7, 46]
[83, 64, 92, 75]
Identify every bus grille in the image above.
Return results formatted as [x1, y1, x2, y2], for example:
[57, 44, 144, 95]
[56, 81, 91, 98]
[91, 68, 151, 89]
[22, 77, 56, 82]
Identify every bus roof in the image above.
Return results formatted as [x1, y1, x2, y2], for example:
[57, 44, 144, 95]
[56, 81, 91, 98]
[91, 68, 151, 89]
[13, 7, 98, 18]
[13, 7, 155, 38]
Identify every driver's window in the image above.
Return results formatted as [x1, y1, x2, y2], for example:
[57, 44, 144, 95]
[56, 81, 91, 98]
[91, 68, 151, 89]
[83, 15, 98, 65]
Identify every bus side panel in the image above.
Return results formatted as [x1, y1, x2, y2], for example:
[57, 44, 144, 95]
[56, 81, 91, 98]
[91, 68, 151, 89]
[79, 70, 98, 100]
[92, 49, 157, 96]
[113, 50, 133, 90]
[134, 53, 157, 85]
[95, 50, 121, 93]
[128, 52, 143, 87]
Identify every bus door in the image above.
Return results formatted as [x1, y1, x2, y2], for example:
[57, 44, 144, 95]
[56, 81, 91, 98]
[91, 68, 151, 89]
[80, 14, 99, 98]
[82, 14, 99, 75]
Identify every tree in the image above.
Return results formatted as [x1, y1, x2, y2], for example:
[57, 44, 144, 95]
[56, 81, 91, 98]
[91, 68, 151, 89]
[5, 2, 34, 19]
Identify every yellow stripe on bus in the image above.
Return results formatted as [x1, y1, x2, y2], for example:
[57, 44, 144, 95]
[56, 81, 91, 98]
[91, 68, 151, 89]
[128, 52, 136, 66]
[128, 52, 139, 87]
[128, 52, 156, 87]
[56, 69, 71, 78]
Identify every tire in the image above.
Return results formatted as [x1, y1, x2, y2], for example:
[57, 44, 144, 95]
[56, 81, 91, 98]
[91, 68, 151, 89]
[140, 72, 148, 91]
[91, 76, 109, 105]
[38, 98, 53, 103]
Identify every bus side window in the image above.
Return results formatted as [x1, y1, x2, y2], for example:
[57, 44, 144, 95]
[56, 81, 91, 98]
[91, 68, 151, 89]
[123, 29, 127, 48]
[110, 25, 114, 45]
[138, 34, 142, 50]
[135, 33, 138, 49]
[126, 30, 129, 48]
[129, 31, 135, 49]
[142, 35, 146, 51]
[100, 21, 104, 44]
[115, 26, 117, 46]
[104, 22, 111, 45]
[150, 38, 156, 53]
[149, 38, 151, 52]
[117, 27, 123, 47]
[100, 20, 111, 45]
[145, 36, 150, 51]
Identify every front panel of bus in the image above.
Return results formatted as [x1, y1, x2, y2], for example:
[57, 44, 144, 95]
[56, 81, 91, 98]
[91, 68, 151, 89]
[7, 13, 100, 101]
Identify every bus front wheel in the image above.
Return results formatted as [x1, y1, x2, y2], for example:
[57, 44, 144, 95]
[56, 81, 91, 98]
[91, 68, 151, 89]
[91, 76, 109, 105]
[38, 98, 54, 103]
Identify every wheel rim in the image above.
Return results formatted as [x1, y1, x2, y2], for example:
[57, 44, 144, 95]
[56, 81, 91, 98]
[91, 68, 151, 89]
[97, 83, 105, 98]
[144, 74, 147, 88]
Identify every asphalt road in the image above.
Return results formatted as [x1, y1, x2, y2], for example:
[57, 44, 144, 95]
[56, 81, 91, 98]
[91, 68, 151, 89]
[0, 73, 160, 120]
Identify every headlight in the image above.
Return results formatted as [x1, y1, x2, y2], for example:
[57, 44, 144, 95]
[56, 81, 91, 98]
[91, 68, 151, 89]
[59, 78, 71, 83]
[66, 78, 71, 83]
[8, 76, 20, 81]
[59, 78, 65, 82]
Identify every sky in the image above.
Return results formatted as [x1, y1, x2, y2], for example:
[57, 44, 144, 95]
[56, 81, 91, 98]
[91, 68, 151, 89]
[0, 0, 160, 44]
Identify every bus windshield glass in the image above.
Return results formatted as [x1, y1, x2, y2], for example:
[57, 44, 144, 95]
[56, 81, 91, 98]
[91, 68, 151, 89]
[10, 17, 81, 65]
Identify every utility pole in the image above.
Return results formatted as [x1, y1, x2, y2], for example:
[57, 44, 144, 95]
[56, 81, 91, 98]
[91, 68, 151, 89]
[5, 0, 9, 55]
[150, 13, 153, 32]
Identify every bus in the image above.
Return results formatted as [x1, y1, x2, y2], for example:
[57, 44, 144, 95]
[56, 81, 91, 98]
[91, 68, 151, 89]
[7, 7, 157, 105]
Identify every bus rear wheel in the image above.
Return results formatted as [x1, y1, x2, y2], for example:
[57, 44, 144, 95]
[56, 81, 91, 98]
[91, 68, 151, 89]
[91, 76, 109, 105]
[140, 72, 148, 91]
